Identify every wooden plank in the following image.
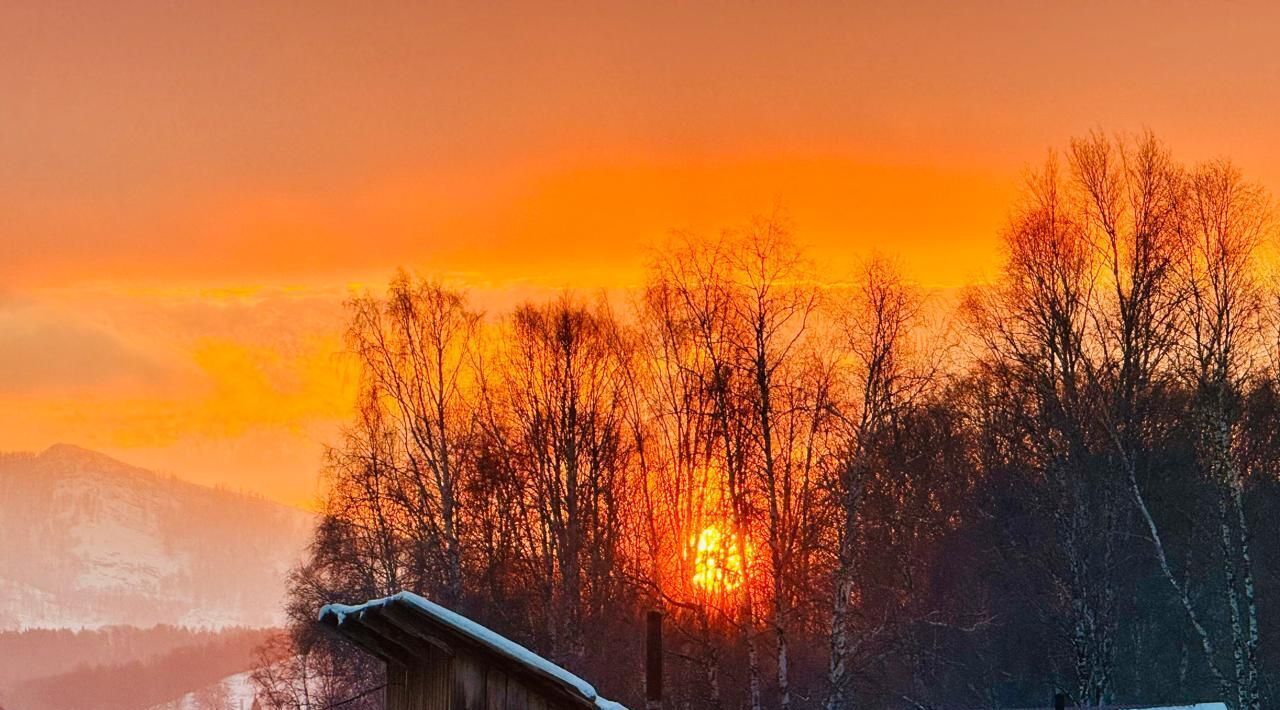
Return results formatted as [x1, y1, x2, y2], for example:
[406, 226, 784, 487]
[386, 664, 408, 710]
[329, 598, 597, 710]
[420, 655, 452, 710]
[453, 652, 486, 710]
[379, 600, 587, 708]
[404, 664, 422, 710]
[486, 668, 508, 710]
[383, 602, 458, 654]
[504, 677, 529, 710]
[364, 607, 450, 661]
[333, 620, 407, 663]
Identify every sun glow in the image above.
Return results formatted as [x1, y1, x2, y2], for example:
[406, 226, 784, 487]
[691, 525, 744, 594]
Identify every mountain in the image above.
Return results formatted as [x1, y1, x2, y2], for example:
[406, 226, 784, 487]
[0, 444, 314, 630]
[0, 627, 272, 710]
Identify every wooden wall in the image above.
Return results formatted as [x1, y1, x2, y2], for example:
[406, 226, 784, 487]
[386, 646, 581, 710]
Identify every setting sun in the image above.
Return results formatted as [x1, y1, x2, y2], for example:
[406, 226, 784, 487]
[691, 525, 744, 594]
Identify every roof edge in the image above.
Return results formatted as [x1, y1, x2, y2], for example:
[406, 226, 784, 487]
[319, 591, 628, 710]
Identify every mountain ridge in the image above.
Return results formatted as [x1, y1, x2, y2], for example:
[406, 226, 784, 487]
[5, 443, 307, 507]
[0, 444, 315, 630]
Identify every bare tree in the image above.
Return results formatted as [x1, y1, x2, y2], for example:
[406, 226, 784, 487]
[346, 273, 481, 606]
[1069, 131, 1235, 702]
[320, 386, 410, 597]
[629, 248, 742, 710]
[250, 631, 380, 710]
[193, 679, 233, 710]
[825, 256, 927, 710]
[1172, 160, 1271, 710]
[491, 294, 634, 671]
[650, 232, 766, 710]
[965, 153, 1123, 705]
[727, 216, 827, 710]
[281, 133, 1280, 710]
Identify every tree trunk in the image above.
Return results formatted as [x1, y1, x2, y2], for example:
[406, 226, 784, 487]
[825, 541, 855, 710]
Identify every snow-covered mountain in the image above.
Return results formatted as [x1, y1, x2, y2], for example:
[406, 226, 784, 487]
[0, 444, 314, 630]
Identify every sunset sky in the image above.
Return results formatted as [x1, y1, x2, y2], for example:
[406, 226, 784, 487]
[4, 1, 1280, 506]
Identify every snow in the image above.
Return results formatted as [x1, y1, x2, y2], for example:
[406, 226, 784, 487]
[0, 444, 314, 630]
[320, 591, 629, 710]
[146, 670, 258, 710]
[70, 513, 178, 591]
[178, 605, 249, 629]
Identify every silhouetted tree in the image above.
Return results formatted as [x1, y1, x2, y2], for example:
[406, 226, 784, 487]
[271, 132, 1280, 710]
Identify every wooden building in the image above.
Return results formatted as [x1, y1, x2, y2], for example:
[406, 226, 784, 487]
[319, 592, 627, 710]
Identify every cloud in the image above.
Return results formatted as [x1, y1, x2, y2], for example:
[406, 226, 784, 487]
[0, 300, 172, 395]
[0, 286, 360, 504]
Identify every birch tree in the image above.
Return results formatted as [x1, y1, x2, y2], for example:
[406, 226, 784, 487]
[493, 295, 634, 671]
[630, 248, 740, 710]
[965, 155, 1123, 705]
[347, 273, 481, 606]
[1173, 160, 1271, 710]
[825, 256, 926, 709]
[729, 217, 827, 710]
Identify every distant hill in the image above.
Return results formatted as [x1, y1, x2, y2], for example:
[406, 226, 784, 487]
[0, 627, 271, 710]
[0, 444, 314, 630]
[0, 626, 249, 696]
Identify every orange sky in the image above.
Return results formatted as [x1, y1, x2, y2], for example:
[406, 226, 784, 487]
[4, 1, 1280, 506]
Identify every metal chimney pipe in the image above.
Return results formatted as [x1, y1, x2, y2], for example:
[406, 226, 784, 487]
[645, 610, 663, 710]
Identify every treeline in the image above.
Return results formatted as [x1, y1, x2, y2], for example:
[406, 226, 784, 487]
[0, 625, 228, 691]
[266, 132, 1280, 709]
[3, 627, 270, 710]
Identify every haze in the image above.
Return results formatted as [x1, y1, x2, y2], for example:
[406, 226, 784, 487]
[4, 0, 1280, 505]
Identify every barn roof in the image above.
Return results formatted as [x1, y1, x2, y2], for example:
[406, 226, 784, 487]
[319, 591, 627, 710]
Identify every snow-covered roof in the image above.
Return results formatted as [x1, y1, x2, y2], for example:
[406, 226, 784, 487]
[319, 591, 628, 710]
[1020, 705, 1227, 710]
